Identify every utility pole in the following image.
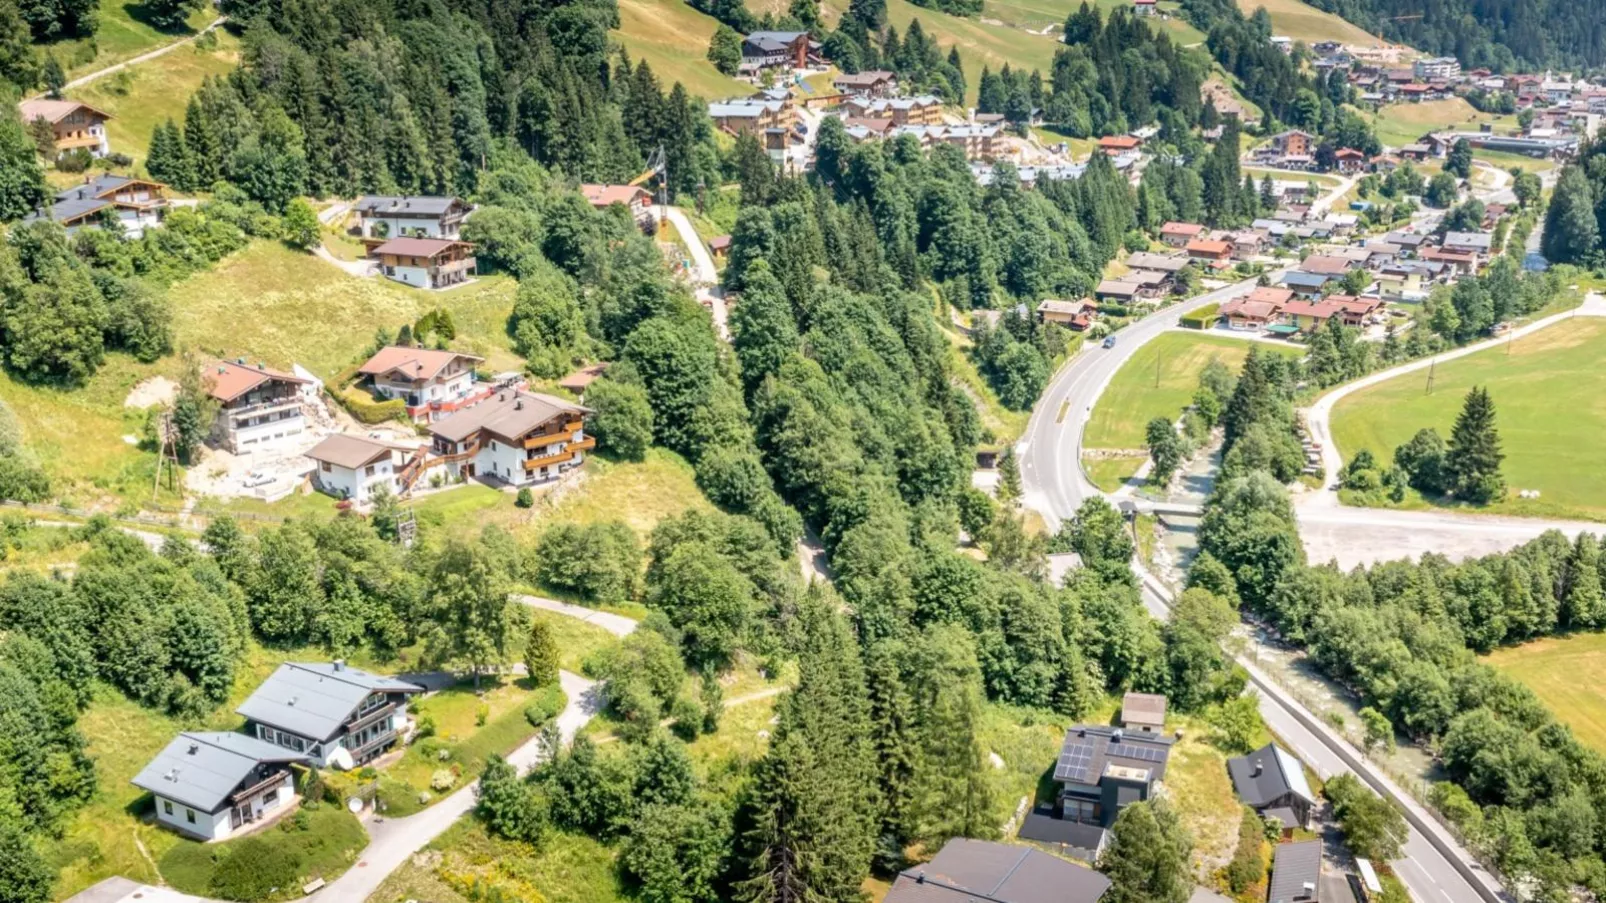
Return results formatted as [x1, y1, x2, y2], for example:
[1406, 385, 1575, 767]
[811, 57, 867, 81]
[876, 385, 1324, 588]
[1425, 357, 1436, 395]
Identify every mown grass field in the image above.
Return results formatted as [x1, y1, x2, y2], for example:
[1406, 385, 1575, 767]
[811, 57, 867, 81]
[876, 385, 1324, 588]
[1363, 97, 1506, 149]
[1084, 330, 1300, 456]
[71, 29, 242, 169]
[1487, 633, 1606, 754]
[1330, 318, 1606, 522]
[40, 0, 220, 79]
[1235, 0, 1377, 45]
[373, 818, 626, 903]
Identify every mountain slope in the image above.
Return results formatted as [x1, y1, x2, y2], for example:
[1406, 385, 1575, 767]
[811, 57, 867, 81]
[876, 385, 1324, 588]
[1304, 0, 1606, 70]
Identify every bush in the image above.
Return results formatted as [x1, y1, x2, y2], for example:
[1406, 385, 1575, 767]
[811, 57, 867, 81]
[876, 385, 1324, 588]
[524, 684, 566, 727]
[1180, 302, 1221, 329]
[333, 385, 408, 424]
[515, 487, 534, 508]
[1224, 805, 1266, 893]
[669, 695, 704, 741]
[209, 837, 302, 902]
[430, 769, 456, 792]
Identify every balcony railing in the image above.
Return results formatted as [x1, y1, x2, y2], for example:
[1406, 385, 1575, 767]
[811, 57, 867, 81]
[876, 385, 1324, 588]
[347, 729, 398, 762]
[521, 437, 594, 471]
[227, 397, 302, 419]
[523, 423, 584, 449]
[344, 701, 397, 735]
[231, 769, 289, 804]
[435, 257, 476, 275]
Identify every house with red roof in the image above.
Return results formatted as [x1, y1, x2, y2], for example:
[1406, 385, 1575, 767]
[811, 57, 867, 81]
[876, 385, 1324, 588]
[203, 360, 312, 453]
[1159, 222, 1205, 248]
[357, 346, 489, 423]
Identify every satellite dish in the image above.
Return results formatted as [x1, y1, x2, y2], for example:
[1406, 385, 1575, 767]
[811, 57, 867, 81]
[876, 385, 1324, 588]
[348, 797, 363, 814]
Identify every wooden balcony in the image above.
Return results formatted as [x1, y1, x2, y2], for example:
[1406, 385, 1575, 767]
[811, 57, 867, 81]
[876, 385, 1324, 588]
[521, 437, 594, 471]
[523, 422, 584, 449]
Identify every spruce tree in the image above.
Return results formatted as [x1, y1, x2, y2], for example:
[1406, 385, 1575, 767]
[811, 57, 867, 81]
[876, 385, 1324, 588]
[524, 617, 560, 687]
[864, 643, 918, 858]
[737, 593, 878, 903]
[146, 120, 195, 191]
[1563, 534, 1604, 629]
[0, 103, 46, 221]
[1445, 386, 1505, 504]
[996, 448, 1022, 504]
[0, 0, 39, 92]
[41, 55, 64, 99]
[182, 92, 221, 188]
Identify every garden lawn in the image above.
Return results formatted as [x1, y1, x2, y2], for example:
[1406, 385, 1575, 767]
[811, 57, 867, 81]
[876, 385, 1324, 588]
[167, 240, 521, 379]
[71, 30, 242, 169]
[372, 820, 626, 903]
[1487, 633, 1606, 754]
[158, 804, 365, 901]
[379, 676, 560, 813]
[1084, 332, 1300, 451]
[529, 609, 621, 673]
[1233, 0, 1378, 45]
[612, 0, 747, 100]
[1329, 318, 1606, 522]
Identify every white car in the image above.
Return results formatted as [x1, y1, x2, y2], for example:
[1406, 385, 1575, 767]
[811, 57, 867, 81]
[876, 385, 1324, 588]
[242, 471, 274, 488]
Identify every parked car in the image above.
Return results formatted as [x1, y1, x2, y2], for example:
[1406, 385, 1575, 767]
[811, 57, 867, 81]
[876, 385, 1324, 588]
[1102, 335, 1118, 349]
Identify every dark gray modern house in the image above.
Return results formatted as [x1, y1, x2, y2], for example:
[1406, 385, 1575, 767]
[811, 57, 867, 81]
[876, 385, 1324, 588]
[130, 732, 308, 842]
[885, 839, 1111, 903]
[236, 662, 423, 769]
[1228, 742, 1318, 831]
[1017, 725, 1174, 860]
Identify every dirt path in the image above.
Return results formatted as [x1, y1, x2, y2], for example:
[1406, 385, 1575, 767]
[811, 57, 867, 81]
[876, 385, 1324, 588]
[44, 17, 228, 97]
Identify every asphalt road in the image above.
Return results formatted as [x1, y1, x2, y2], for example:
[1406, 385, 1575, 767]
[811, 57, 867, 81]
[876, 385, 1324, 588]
[1018, 274, 1266, 530]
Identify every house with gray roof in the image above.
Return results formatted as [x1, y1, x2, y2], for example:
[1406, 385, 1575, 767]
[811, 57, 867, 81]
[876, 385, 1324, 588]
[1228, 742, 1317, 831]
[353, 195, 473, 241]
[131, 732, 308, 842]
[740, 31, 818, 72]
[237, 661, 423, 769]
[24, 175, 169, 238]
[885, 839, 1110, 903]
[1268, 839, 1323, 902]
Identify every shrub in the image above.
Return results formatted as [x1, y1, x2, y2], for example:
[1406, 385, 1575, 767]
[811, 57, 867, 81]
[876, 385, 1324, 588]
[333, 385, 408, 424]
[524, 684, 566, 727]
[430, 769, 456, 792]
[1179, 303, 1221, 329]
[209, 837, 302, 902]
[1224, 805, 1266, 893]
[515, 487, 534, 508]
[669, 695, 704, 741]
[475, 703, 489, 727]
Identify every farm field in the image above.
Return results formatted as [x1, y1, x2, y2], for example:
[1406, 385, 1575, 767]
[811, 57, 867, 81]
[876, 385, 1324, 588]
[70, 29, 242, 169]
[1234, 0, 1378, 46]
[1082, 331, 1302, 486]
[1487, 633, 1606, 754]
[1329, 318, 1606, 522]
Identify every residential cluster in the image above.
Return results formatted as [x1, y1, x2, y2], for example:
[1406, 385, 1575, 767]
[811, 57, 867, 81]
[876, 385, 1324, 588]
[132, 662, 422, 842]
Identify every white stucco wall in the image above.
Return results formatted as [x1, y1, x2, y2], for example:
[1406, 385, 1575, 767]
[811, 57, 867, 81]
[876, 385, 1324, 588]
[229, 411, 306, 450]
[153, 772, 293, 842]
[313, 457, 400, 501]
[480, 438, 529, 485]
[361, 215, 455, 240]
[383, 264, 432, 289]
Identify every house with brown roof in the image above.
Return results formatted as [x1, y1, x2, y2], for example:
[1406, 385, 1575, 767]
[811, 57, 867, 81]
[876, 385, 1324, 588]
[1323, 294, 1385, 327]
[557, 363, 609, 398]
[1159, 222, 1205, 248]
[832, 70, 897, 97]
[305, 435, 410, 501]
[357, 347, 486, 423]
[370, 237, 477, 290]
[204, 360, 312, 453]
[18, 98, 111, 157]
[580, 184, 655, 227]
[1219, 297, 1283, 331]
[1280, 299, 1344, 333]
[1298, 254, 1355, 276]
[1333, 147, 1366, 174]
[1120, 692, 1167, 734]
[1097, 135, 1142, 155]
[1185, 238, 1233, 262]
[422, 390, 592, 488]
[1419, 246, 1479, 276]
[1036, 299, 1098, 330]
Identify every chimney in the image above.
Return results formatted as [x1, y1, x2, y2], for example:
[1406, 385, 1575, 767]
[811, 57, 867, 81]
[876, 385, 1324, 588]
[515, 400, 523, 411]
[287, 696, 298, 707]
[1252, 759, 1263, 777]
[1112, 728, 1123, 743]
[916, 872, 926, 884]
[333, 659, 345, 672]
[187, 743, 199, 755]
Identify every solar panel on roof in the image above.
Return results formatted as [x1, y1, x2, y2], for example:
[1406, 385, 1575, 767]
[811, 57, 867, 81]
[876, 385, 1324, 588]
[1109, 743, 1166, 763]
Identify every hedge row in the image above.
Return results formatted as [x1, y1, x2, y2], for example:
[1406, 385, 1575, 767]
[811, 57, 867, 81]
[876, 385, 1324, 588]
[1179, 302, 1221, 329]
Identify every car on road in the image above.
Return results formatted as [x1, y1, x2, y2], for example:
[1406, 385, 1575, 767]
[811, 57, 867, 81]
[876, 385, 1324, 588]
[1102, 335, 1118, 349]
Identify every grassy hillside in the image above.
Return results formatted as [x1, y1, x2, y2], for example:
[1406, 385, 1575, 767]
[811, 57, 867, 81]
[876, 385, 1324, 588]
[70, 29, 241, 168]
[1487, 633, 1606, 755]
[168, 240, 520, 378]
[1236, 0, 1378, 44]
[38, 0, 219, 80]
[613, 0, 748, 99]
[1362, 97, 1511, 147]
